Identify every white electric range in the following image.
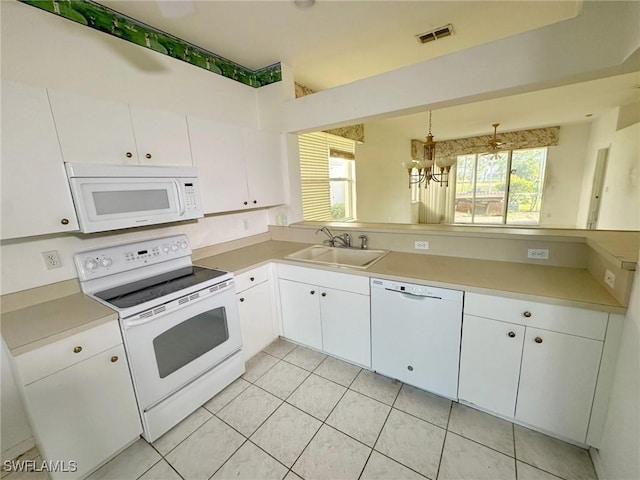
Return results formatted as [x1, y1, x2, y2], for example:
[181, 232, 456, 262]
[75, 234, 244, 441]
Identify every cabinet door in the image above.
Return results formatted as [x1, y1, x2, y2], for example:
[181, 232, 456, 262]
[320, 288, 371, 367]
[48, 88, 138, 164]
[130, 105, 192, 166]
[458, 315, 524, 417]
[24, 345, 141, 480]
[516, 328, 603, 443]
[1, 81, 79, 239]
[238, 282, 276, 360]
[188, 116, 250, 213]
[243, 128, 285, 208]
[279, 279, 322, 350]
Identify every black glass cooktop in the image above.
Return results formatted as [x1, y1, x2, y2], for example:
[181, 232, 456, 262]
[94, 266, 227, 309]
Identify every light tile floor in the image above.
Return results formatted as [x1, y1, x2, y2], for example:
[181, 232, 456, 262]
[6, 338, 598, 480]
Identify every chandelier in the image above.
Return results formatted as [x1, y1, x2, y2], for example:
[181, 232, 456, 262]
[403, 111, 456, 187]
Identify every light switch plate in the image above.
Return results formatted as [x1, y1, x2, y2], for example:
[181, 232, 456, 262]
[604, 269, 616, 288]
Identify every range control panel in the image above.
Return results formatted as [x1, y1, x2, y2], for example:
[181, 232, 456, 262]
[75, 234, 192, 281]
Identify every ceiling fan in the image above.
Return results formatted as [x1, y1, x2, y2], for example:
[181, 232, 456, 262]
[486, 123, 508, 152]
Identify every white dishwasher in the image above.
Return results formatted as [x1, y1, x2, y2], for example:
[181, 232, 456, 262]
[371, 278, 463, 399]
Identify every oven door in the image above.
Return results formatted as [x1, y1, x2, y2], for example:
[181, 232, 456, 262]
[121, 283, 242, 410]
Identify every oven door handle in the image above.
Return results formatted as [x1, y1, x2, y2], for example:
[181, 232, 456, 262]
[123, 315, 161, 329]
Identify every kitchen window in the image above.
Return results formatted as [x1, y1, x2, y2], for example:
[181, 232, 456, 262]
[299, 132, 357, 221]
[454, 147, 547, 225]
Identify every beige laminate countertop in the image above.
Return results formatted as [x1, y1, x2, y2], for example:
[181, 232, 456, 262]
[2, 238, 625, 356]
[1, 293, 117, 356]
[196, 240, 625, 313]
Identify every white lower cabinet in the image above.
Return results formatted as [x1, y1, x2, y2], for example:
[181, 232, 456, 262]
[236, 266, 277, 360]
[12, 321, 141, 479]
[278, 264, 370, 367]
[458, 315, 524, 417]
[320, 287, 370, 367]
[279, 279, 323, 351]
[516, 327, 603, 442]
[459, 292, 608, 444]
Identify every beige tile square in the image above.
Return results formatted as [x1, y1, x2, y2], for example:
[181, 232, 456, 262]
[393, 384, 451, 428]
[287, 373, 347, 421]
[326, 390, 391, 447]
[284, 345, 327, 371]
[360, 451, 427, 480]
[255, 360, 310, 399]
[517, 461, 564, 480]
[138, 460, 181, 480]
[448, 403, 514, 456]
[438, 432, 516, 480]
[351, 370, 402, 405]
[242, 352, 279, 382]
[263, 338, 297, 359]
[514, 426, 596, 480]
[211, 442, 287, 480]
[314, 355, 361, 387]
[165, 416, 244, 480]
[86, 439, 161, 480]
[217, 385, 282, 436]
[284, 471, 304, 480]
[251, 403, 321, 467]
[204, 377, 251, 413]
[152, 407, 212, 455]
[374, 408, 445, 479]
[293, 425, 371, 480]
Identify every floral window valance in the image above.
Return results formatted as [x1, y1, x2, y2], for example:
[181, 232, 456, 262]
[411, 126, 560, 160]
[295, 82, 365, 143]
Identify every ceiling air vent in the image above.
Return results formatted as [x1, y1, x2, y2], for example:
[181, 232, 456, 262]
[416, 24, 454, 44]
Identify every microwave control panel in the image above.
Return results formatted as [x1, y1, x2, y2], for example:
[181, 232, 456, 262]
[182, 181, 200, 214]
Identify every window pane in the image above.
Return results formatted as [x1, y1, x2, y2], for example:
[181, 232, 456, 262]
[506, 148, 547, 225]
[329, 157, 347, 178]
[454, 155, 475, 223]
[329, 180, 348, 219]
[473, 152, 508, 224]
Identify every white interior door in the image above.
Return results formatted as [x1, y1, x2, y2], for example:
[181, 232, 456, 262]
[586, 148, 609, 230]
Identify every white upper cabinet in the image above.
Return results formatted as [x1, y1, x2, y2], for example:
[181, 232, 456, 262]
[130, 105, 192, 166]
[48, 88, 138, 164]
[243, 128, 285, 208]
[1, 81, 79, 239]
[49, 89, 192, 166]
[187, 116, 250, 213]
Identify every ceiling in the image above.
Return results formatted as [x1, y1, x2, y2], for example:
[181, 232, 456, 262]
[95, 1, 637, 139]
[381, 71, 640, 141]
[98, 0, 580, 91]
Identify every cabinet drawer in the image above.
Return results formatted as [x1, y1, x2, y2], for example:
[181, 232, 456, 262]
[235, 265, 269, 292]
[464, 293, 608, 340]
[278, 264, 369, 295]
[15, 321, 123, 385]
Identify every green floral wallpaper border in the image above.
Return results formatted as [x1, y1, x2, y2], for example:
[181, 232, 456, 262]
[19, 0, 282, 88]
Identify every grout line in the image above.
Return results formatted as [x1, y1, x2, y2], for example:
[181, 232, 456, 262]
[514, 423, 519, 480]
[206, 438, 248, 480]
[434, 401, 454, 480]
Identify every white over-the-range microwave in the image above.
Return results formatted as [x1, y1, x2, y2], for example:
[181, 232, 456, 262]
[65, 162, 204, 233]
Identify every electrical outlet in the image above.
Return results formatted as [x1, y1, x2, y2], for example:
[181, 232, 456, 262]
[414, 241, 429, 250]
[42, 250, 62, 270]
[527, 248, 549, 260]
[604, 269, 616, 288]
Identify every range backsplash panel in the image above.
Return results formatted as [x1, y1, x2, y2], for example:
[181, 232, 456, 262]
[19, 0, 282, 88]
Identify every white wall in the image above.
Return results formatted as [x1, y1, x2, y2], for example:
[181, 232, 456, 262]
[598, 255, 640, 480]
[355, 122, 416, 223]
[597, 123, 640, 230]
[0, 1, 258, 127]
[539, 122, 591, 228]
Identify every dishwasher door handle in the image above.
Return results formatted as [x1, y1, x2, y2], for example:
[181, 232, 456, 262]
[385, 288, 442, 300]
